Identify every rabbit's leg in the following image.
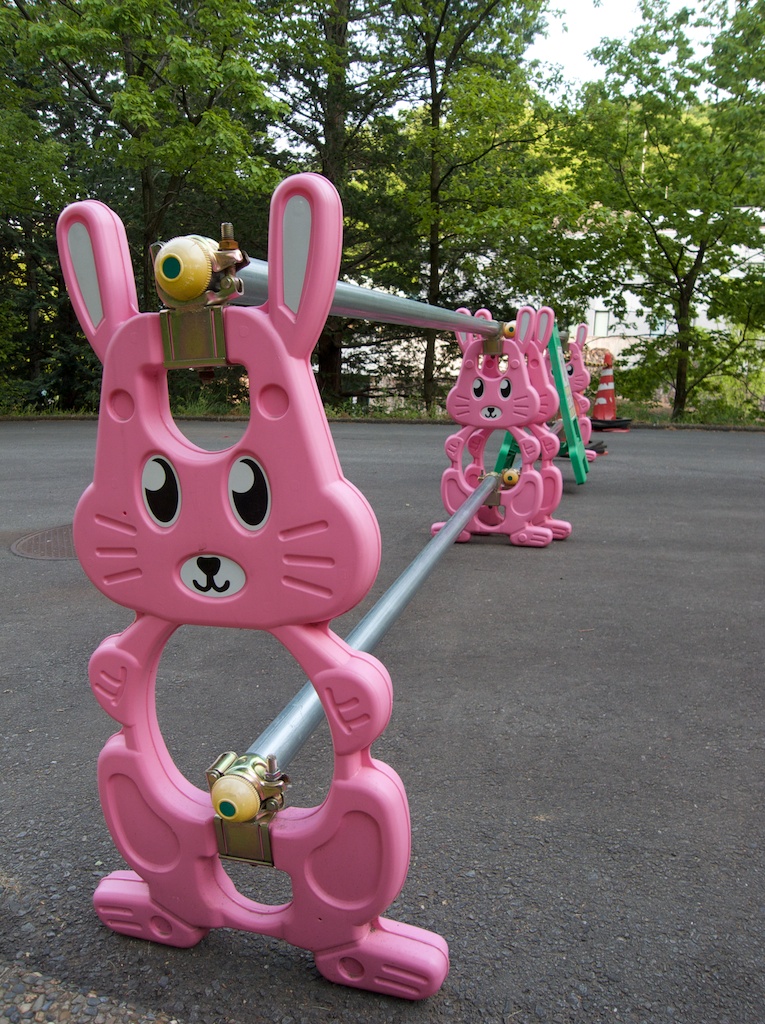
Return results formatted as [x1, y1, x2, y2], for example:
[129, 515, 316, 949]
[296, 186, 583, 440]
[432, 465, 477, 540]
[433, 428, 503, 538]
[465, 429, 504, 529]
[92, 872, 208, 948]
[529, 425, 571, 540]
[536, 465, 572, 539]
[495, 431, 553, 547]
[494, 468, 554, 547]
[271, 625, 449, 999]
[89, 616, 219, 945]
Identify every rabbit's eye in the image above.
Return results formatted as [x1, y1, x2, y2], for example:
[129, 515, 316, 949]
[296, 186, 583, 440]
[229, 457, 270, 530]
[500, 378, 512, 400]
[566, 363, 574, 376]
[472, 378, 484, 398]
[142, 456, 181, 526]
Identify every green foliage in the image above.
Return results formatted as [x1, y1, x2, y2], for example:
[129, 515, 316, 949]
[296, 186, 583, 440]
[167, 366, 251, 417]
[1, 0, 764, 425]
[561, 0, 765, 419]
[365, 0, 551, 405]
[617, 324, 765, 421]
[29, 337, 103, 412]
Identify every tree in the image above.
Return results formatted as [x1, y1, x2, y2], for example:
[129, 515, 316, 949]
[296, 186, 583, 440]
[382, 0, 551, 407]
[270, 0, 419, 402]
[0, 13, 84, 409]
[0, 0, 288, 410]
[10, 0, 282, 302]
[561, 0, 765, 419]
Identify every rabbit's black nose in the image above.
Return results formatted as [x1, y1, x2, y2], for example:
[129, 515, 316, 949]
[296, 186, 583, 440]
[192, 556, 230, 594]
[197, 556, 221, 577]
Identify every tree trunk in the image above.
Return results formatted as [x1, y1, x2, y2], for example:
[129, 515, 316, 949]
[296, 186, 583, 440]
[315, 0, 350, 404]
[671, 289, 695, 420]
[320, 0, 349, 190]
[22, 218, 44, 378]
[423, 46, 442, 411]
[671, 332, 691, 420]
[315, 321, 345, 403]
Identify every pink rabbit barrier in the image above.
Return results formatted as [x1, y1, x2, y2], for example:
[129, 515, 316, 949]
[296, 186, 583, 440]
[432, 306, 576, 545]
[566, 324, 598, 462]
[57, 174, 457, 1000]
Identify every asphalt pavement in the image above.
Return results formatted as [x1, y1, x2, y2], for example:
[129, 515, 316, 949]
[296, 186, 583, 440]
[1, 420, 763, 1024]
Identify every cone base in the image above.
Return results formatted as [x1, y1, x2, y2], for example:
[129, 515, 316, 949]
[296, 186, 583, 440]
[591, 417, 632, 431]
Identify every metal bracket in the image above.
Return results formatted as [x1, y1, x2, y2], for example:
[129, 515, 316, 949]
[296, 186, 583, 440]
[160, 305, 227, 369]
[206, 750, 290, 868]
[479, 472, 503, 505]
[213, 814, 276, 867]
[152, 223, 249, 370]
[481, 331, 504, 356]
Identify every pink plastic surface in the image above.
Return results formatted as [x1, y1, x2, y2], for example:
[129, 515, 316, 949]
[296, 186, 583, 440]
[568, 325, 596, 461]
[56, 174, 448, 999]
[433, 308, 554, 546]
[520, 308, 572, 539]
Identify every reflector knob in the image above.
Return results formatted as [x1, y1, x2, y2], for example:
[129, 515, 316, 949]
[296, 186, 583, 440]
[154, 235, 216, 302]
[210, 774, 262, 822]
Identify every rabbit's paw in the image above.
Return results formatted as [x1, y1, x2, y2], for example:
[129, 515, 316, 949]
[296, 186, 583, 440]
[444, 433, 465, 464]
[312, 659, 393, 755]
[516, 433, 542, 464]
[465, 430, 487, 460]
[537, 431, 561, 461]
[88, 642, 141, 721]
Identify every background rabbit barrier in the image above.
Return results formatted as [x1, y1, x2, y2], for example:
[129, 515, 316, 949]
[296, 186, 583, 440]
[56, 171, 595, 1001]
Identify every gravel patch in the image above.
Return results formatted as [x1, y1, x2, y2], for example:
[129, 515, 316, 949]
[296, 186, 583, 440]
[0, 964, 181, 1024]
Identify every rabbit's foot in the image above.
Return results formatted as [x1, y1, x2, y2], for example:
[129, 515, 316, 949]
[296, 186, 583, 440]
[314, 916, 449, 1000]
[509, 524, 554, 547]
[430, 521, 472, 542]
[544, 516, 573, 540]
[94, 870, 208, 948]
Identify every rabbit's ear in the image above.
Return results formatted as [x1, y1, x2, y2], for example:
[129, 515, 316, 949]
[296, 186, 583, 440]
[514, 306, 536, 347]
[266, 173, 343, 355]
[535, 307, 555, 347]
[56, 201, 139, 364]
[575, 323, 588, 348]
[454, 307, 474, 352]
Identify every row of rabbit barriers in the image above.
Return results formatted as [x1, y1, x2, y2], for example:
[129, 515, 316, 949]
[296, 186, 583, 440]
[57, 172, 620, 1001]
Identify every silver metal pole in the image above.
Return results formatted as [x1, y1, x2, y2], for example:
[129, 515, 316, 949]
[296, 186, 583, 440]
[247, 472, 500, 766]
[236, 260, 505, 340]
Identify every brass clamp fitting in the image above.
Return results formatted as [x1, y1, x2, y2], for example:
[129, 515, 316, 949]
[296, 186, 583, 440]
[152, 223, 251, 371]
[206, 751, 290, 824]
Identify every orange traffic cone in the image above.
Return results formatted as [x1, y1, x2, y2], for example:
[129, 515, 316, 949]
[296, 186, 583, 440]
[590, 352, 632, 431]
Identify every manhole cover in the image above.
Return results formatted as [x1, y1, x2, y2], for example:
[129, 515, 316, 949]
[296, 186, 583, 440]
[11, 524, 77, 560]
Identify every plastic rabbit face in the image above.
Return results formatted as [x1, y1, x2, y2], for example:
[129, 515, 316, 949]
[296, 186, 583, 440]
[57, 175, 381, 631]
[446, 309, 539, 428]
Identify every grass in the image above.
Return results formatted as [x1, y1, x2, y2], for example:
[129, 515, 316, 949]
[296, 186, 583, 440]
[3, 397, 763, 429]
[614, 398, 765, 429]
